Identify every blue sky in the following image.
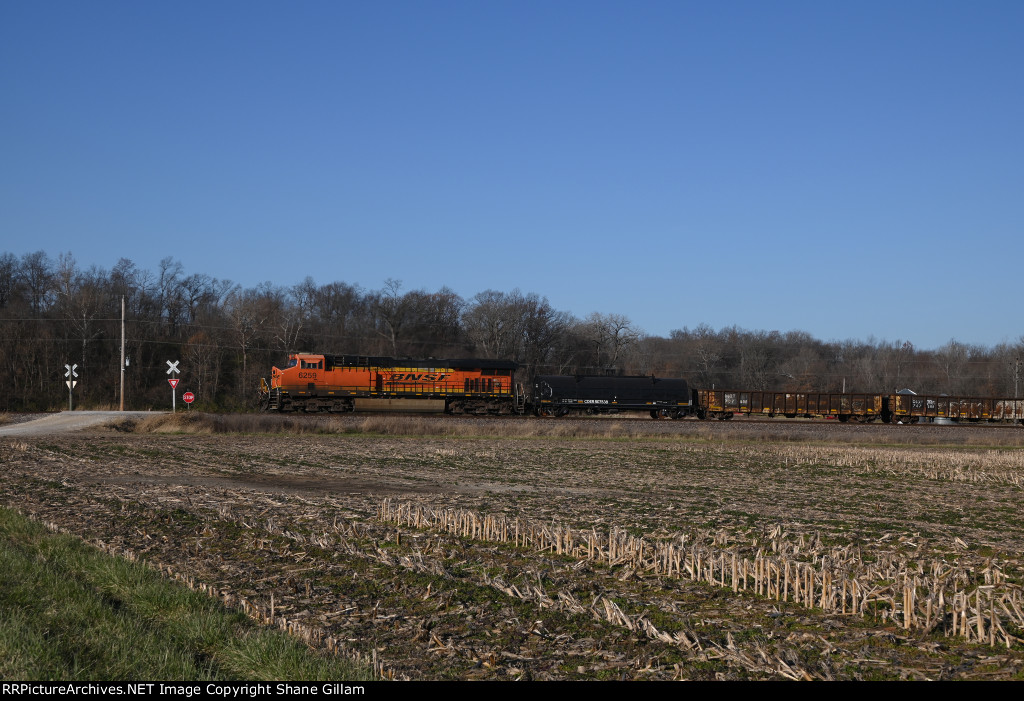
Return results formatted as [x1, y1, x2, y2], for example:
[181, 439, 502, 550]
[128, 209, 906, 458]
[2, 1, 1021, 351]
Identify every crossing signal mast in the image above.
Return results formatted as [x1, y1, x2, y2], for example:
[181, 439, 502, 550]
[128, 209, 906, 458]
[64, 364, 78, 411]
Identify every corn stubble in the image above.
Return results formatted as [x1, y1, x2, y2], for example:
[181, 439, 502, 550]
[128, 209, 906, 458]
[381, 499, 1024, 648]
[2, 415, 1023, 680]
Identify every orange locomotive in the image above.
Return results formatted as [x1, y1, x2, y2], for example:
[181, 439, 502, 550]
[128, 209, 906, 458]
[259, 353, 521, 414]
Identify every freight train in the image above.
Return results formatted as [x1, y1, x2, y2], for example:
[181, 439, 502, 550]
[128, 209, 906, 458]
[259, 352, 1024, 424]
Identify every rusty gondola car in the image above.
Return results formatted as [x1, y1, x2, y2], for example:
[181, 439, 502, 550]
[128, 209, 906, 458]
[693, 389, 1023, 423]
[694, 389, 884, 422]
[887, 394, 1024, 424]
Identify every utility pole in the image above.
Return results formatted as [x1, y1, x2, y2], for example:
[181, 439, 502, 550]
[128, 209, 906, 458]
[1016, 356, 1020, 398]
[120, 295, 126, 411]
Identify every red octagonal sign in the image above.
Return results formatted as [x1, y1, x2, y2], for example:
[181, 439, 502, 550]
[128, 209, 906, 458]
[182, 392, 195, 404]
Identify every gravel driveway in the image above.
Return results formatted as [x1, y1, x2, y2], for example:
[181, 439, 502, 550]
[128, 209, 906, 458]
[0, 411, 163, 437]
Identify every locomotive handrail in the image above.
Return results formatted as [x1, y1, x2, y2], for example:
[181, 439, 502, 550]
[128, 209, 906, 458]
[381, 381, 511, 395]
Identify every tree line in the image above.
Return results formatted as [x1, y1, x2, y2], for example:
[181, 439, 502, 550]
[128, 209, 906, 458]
[1, 251, 1020, 411]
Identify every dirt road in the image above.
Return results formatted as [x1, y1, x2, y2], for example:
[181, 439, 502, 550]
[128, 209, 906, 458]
[0, 411, 162, 437]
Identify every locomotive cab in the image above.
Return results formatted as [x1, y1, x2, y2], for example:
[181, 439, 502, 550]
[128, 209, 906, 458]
[271, 354, 323, 386]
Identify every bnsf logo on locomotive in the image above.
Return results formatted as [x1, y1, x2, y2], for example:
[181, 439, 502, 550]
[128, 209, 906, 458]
[390, 373, 449, 382]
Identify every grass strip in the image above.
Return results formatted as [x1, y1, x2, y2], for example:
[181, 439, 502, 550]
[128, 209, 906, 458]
[0, 507, 375, 681]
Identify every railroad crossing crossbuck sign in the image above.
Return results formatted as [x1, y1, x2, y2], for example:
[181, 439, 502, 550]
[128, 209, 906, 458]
[64, 364, 78, 410]
[166, 360, 180, 412]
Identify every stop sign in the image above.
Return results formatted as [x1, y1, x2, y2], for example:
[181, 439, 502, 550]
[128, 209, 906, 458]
[182, 392, 195, 404]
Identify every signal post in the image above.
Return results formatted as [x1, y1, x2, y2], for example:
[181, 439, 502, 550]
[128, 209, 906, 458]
[167, 360, 180, 412]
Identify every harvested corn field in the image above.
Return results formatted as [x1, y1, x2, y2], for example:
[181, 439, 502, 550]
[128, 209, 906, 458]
[2, 413, 1023, 680]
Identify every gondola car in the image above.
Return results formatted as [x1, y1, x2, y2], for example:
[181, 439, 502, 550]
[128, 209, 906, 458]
[694, 389, 884, 422]
[692, 389, 1024, 423]
[887, 393, 1024, 423]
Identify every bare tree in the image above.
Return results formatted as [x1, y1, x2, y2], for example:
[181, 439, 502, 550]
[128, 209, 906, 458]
[183, 330, 221, 406]
[254, 283, 305, 353]
[932, 339, 971, 395]
[686, 325, 725, 387]
[582, 312, 640, 371]
[410, 287, 464, 355]
[0, 253, 18, 308]
[310, 280, 367, 352]
[776, 345, 823, 390]
[52, 254, 113, 397]
[224, 285, 273, 399]
[462, 290, 523, 359]
[19, 250, 54, 314]
[738, 346, 771, 389]
[370, 279, 412, 356]
[180, 273, 218, 326]
[463, 290, 569, 376]
[157, 257, 185, 334]
[518, 293, 569, 376]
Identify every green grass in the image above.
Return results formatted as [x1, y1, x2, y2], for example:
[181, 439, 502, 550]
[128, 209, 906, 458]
[0, 507, 376, 681]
